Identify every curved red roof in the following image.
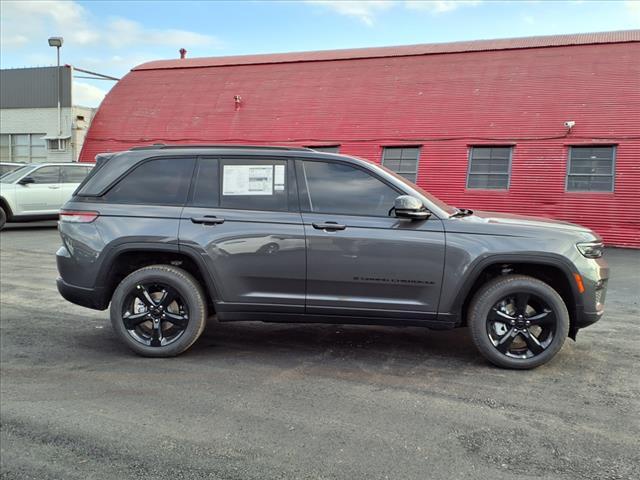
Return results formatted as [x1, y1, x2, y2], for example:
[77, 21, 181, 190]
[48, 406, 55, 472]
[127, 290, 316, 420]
[135, 30, 640, 71]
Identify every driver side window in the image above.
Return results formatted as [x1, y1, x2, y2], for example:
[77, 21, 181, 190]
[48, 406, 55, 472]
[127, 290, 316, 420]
[29, 166, 61, 184]
[298, 160, 399, 216]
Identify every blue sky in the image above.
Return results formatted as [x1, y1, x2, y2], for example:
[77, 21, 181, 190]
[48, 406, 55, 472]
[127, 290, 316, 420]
[2, 0, 639, 107]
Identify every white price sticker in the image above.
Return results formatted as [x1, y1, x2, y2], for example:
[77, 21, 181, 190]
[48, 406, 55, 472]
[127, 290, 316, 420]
[223, 165, 274, 196]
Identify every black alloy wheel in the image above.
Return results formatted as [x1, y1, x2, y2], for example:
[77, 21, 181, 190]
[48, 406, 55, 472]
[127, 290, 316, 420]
[468, 275, 569, 369]
[110, 265, 207, 357]
[487, 292, 556, 359]
[122, 282, 190, 347]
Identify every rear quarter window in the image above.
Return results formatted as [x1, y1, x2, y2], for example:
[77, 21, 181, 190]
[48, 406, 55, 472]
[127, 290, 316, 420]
[103, 157, 195, 206]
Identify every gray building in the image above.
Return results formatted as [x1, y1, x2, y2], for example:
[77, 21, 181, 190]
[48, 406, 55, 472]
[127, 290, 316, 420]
[0, 66, 95, 163]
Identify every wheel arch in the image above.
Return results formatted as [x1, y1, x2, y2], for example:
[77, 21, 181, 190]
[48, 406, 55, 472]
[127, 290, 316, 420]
[450, 253, 582, 338]
[96, 243, 220, 311]
[0, 196, 14, 219]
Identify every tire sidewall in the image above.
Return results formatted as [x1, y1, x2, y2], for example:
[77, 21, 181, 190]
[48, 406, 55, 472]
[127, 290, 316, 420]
[110, 266, 206, 357]
[0, 207, 6, 230]
[469, 276, 570, 369]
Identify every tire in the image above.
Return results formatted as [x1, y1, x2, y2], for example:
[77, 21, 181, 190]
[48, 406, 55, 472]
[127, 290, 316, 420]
[110, 265, 207, 357]
[468, 274, 569, 369]
[0, 207, 6, 230]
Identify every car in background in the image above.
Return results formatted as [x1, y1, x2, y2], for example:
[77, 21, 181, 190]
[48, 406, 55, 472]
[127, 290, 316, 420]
[0, 162, 93, 229]
[0, 162, 26, 177]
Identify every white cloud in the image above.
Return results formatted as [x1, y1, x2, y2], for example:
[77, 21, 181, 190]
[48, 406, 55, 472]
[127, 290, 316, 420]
[73, 81, 108, 108]
[0, 0, 221, 49]
[305, 1, 394, 26]
[306, 0, 482, 25]
[405, 1, 483, 13]
[522, 14, 536, 25]
[104, 18, 220, 49]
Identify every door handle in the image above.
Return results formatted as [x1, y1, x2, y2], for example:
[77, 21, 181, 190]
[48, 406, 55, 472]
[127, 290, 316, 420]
[48, 186, 60, 189]
[191, 216, 225, 225]
[312, 222, 346, 231]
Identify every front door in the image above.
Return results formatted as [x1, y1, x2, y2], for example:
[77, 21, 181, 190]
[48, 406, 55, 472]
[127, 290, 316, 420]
[179, 157, 306, 315]
[60, 165, 92, 206]
[296, 159, 445, 321]
[16, 165, 61, 214]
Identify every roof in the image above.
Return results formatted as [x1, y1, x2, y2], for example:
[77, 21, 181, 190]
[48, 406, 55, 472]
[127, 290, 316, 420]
[135, 30, 640, 71]
[128, 144, 312, 152]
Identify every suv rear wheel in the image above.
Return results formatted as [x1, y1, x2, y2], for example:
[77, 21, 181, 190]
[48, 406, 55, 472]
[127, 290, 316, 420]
[110, 265, 207, 357]
[468, 274, 569, 369]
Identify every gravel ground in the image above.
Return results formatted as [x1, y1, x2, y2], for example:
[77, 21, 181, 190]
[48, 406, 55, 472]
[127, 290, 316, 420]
[1, 227, 639, 480]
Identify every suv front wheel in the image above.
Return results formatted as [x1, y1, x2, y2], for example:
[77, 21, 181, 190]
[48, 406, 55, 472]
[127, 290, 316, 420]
[0, 206, 6, 230]
[468, 274, 569, 369]
[110, 265, 208, 357]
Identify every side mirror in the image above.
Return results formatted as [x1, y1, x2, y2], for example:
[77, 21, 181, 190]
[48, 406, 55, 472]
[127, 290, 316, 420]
[393, 195, 431, 221]
[18, 176, 35, 186]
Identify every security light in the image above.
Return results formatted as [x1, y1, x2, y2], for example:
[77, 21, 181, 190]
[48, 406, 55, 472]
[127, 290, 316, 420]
[48, 36, 63, 47]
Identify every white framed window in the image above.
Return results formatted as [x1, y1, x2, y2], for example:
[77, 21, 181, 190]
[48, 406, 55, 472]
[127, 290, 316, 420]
[0, 133, 47, 163]
[47, 138, 68, 152]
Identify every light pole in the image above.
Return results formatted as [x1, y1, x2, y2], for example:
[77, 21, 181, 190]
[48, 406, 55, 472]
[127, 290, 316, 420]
[48, 36, 64, 147]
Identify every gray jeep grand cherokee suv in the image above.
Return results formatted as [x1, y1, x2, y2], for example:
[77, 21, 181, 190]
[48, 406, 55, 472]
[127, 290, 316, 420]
[56, 145, 609, 369]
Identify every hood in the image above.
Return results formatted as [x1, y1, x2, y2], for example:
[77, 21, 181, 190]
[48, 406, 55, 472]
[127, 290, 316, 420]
[457, 209, 600, 238]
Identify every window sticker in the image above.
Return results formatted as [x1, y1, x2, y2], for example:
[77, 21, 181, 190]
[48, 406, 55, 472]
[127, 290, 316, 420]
[274, 165, 285, 191]
[223, 165, 274, 195]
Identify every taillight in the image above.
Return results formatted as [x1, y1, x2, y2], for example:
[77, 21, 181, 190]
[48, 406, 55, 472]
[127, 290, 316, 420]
[59, 210, 99, 223]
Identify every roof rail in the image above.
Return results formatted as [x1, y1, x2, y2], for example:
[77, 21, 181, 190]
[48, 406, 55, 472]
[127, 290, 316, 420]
[129, 144, 313, 152]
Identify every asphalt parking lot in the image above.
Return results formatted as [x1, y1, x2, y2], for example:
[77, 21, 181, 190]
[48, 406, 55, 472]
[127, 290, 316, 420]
[1, 226, 639, 480]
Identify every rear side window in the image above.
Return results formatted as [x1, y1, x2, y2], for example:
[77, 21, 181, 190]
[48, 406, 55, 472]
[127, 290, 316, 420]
[30, 166, 61, 184]
[104, 157, 195, 205]
[61, 166, 91, 183]
[191, 158, 220, 207]
[299, 160, 399, 216]
[219, 158, 288, 211]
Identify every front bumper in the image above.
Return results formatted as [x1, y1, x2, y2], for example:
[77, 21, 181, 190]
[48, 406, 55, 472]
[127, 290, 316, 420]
[570, 259, 608, 337]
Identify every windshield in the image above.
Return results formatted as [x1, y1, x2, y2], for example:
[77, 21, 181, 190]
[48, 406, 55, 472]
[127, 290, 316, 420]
[0, 165, 35, 183]
[374, 163, 458, 215]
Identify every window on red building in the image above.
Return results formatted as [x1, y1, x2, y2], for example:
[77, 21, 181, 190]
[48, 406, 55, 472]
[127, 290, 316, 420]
[467, 146, 512, 190]
[381, 147, 420, 183]
[567, 146, 615, 192]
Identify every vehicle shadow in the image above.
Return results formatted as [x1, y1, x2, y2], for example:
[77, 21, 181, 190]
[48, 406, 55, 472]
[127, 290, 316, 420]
[187, 318, 482, 370]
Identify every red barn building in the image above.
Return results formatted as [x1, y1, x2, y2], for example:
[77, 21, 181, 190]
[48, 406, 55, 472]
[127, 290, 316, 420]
[80, 31, 640, 247]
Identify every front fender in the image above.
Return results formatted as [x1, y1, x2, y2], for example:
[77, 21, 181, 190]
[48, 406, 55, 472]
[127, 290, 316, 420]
[440, 252, 583, 320]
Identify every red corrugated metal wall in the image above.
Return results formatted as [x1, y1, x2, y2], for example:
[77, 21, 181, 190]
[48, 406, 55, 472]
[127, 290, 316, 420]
[80, 42, 640, 247]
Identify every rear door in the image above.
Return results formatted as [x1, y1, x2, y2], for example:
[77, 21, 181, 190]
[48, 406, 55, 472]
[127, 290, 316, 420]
[179, 156, 305, 314]
[297, 158, 446, 320]
[15, 165, 61, 214]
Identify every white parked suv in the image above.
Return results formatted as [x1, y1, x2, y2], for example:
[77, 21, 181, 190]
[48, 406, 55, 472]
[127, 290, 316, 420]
[0, 162, 26, 177]
[0, 163, 93, 229]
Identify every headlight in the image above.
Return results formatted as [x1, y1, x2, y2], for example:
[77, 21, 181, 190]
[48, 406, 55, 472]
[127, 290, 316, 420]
[577, 241, 604, 258]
